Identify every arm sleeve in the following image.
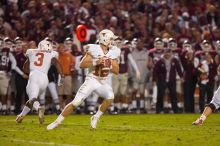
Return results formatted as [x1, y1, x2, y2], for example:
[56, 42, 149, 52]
[128, 53, 139, 73]
[9, 53, 24, 75]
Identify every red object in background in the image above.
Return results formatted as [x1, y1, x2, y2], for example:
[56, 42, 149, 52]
[76, 25, 87, 42]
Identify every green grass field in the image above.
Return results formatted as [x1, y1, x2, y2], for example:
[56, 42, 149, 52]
[0, 114, 220, 146]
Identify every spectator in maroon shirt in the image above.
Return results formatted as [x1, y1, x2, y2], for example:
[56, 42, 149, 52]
[13, 37, 28, 114]
[153, 47, 183, 113]
[148, 37, 164, 66]
[180, 40, 197, 113]
[195, 40, 218, 112]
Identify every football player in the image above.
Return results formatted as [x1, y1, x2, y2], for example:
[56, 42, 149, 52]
[16, 39, 64, 124]
[130, 38, 149, 113]
[168, 38, 184, 112]
[0, 37, 25, 114]
[47, 29, 120, 130]
[112, 40, 140, 113]
[195, 40, 217, 113]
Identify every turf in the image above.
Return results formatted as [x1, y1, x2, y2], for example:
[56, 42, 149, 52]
[0, 114, 220, 146]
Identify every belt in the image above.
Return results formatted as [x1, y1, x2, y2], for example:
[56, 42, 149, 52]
[90, 73, 108, 80]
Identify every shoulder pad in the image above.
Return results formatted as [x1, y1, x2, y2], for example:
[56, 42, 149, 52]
[108, 46, 121, 59]
[86, 44, 99, 55]
[25, 49, 32, 56]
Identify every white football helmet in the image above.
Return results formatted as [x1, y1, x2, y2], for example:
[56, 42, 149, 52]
[98, 29, 115, 48]
[38, 39, 52, 51]
[201, 40, 211, 52]
[214, 40, 220, 51]
[154, 37, 164, 50]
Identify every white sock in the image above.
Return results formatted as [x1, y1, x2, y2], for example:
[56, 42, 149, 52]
[122, 103, 128, 109]
[168, 103, 172, 108]
[178, 102, 183, 108]
[116, 103, 121, 110]
[132, 100, 137, 109]
[0, 102, 2, 110]
[56, 104, 60, 110]
[20, 106, 31, 116]
[94, 106, 103, 118]
[109, 105, 114, 112]
[88, 106, 95, 111]
[56, 115, 64, 124]
[200, 114, 206, 121]
[33, 101, 40, 111]
[2, 105, 7, 110]
[140, 100, 144, 108]
[10, 105, 15, 111]
[164, 101, 168, 107]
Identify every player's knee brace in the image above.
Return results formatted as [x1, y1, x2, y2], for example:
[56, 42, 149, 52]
[205, 103, 216, 113]
[26, 98, 38, 108]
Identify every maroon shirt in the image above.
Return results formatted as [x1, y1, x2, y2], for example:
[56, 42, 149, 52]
[172, 48, 182, 57]
[180, 52, 197, 82]
[208, 61, 217, 84]
[0, 48, 10, 71]
[153, 57, 183, 82]
[13, 51, 27, 71]
[119, 47, 130, 74]
[148, 48, 163, 64]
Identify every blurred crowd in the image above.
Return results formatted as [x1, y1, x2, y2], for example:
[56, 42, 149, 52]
[0, 0, 220, 115]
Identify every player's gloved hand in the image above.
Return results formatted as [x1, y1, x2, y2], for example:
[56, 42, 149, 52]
[58, 74, 65, 86]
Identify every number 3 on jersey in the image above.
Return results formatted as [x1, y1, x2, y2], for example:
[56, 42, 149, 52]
[34, 53, 44, 66]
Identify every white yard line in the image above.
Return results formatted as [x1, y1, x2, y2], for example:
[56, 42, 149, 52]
[0, 138, 79, 146]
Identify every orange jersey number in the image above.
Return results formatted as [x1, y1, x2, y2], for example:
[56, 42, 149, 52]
[34, 53, 44, 66]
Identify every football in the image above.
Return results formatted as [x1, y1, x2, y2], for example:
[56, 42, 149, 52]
[100, 57, 112, 71]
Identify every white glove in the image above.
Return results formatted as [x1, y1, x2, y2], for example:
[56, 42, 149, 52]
[57, 74, 65, 86]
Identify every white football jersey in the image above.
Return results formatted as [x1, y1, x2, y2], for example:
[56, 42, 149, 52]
[86, 44, 120, 74]
[87, 44, 120, 60]
[26, 49, 58, 74]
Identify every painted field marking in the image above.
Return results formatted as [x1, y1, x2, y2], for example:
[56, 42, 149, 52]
[0, 138, 80, 146]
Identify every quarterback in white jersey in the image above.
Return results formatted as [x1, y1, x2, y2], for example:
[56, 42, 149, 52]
[47, 29, 120, 130]
[16, 39, 64, 124]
